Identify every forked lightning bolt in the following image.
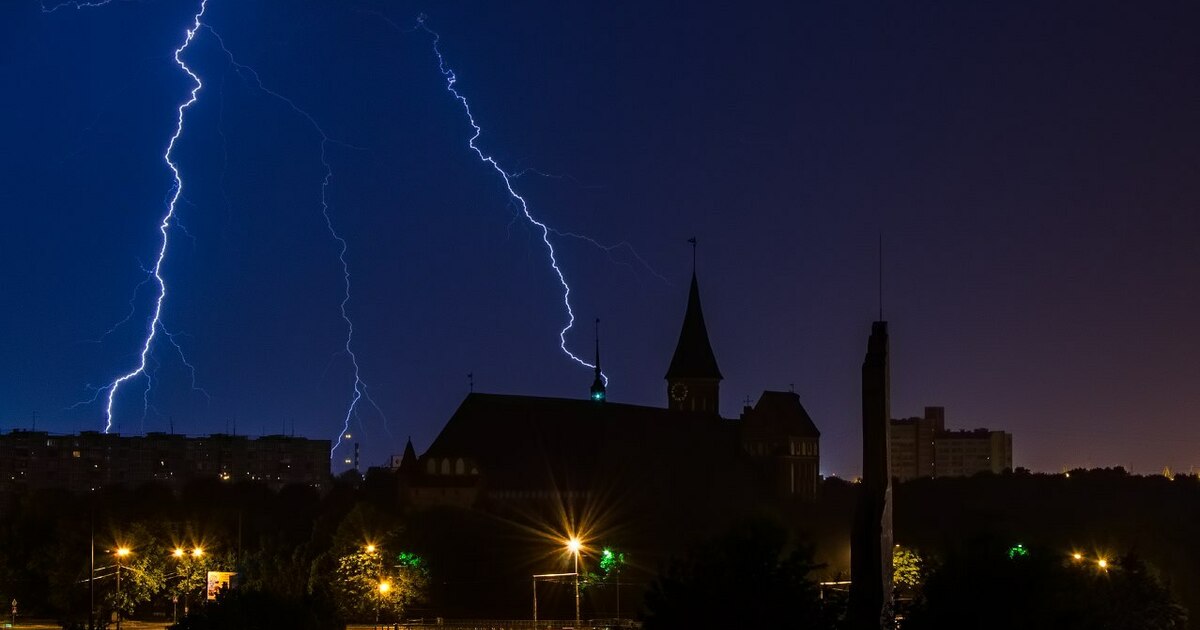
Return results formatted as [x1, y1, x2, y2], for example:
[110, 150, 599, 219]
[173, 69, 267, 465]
[83, 0, 208, 433]
[204, 27, 386, 456]
[416, 16, 605, 378]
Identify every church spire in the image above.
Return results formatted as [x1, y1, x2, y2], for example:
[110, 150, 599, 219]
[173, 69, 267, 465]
[665, 272, 723, 382]
[590, 318, 606, 402]
[666, 241, 722, 412]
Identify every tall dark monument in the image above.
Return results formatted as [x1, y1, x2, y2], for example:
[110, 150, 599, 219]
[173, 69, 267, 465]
[848, 321, 894, 627]
[664, 272, 723, 412]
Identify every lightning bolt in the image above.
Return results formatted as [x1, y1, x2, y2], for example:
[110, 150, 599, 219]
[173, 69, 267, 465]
[414, 16, 604, 377]
[40, 0, 117, 12]
[203, 27, 386, 456]
[76, 0, 208, 433]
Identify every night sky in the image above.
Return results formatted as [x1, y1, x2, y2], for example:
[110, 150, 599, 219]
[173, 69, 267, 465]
[2, 0, 1198, 476]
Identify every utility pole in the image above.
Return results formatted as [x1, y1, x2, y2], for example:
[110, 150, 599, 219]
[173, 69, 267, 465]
[89, 498, 95, 630]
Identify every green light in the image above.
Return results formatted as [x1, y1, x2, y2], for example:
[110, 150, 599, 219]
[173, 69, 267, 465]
[1007, 543, 1029, 559]
[598, 547, 624, 575]
[592, 391, 605, 401]
[396, 551, 425, 569]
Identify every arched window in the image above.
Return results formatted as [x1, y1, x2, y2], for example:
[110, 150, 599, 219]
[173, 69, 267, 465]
[426, 458, 436, 474]
[455, 458, 466, 475]
[440, 459, 451, 475]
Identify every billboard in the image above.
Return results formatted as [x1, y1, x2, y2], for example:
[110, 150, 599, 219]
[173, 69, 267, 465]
[206, 571, 238, 600]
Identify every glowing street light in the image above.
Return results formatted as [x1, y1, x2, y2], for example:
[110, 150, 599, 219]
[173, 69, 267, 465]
[1097, 558, 1109, 570]
[191, 547, 204, 558]
[1072, 552, 1083, 561]
[366, 543, 385, 628]
[114, 547, 132, 630]
[566, 537, 583, 629]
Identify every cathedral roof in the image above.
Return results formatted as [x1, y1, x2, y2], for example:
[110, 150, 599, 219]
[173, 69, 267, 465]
[421, 393, 733, 491]
[741, 390, 821, 439]
[665, 273, 723, 380]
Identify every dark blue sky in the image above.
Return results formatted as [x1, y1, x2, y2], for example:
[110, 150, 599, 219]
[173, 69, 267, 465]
[2, 0, 1197, 475]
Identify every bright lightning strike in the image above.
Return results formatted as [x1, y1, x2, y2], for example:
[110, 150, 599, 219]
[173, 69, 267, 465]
[203, 27, 386, 456]
[415, 16, 604, 378]
[96, 0, 208, 433]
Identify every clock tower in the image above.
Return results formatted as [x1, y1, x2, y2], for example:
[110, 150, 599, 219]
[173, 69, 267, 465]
[665, 271, 723, 412]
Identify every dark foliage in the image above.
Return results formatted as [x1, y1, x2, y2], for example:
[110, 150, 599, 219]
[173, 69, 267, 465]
[168, 589, 341, 630]
[904, 540, 1187, 630]
[892, 469, 1199, 626]
[642, 518, 832, 630]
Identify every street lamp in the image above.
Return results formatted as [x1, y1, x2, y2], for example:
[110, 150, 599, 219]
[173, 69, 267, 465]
[366, 544, 385, 628]
[170, 549, 185, 622]
[114, 548, 131, 630]
[171, 546, 205, 621]
[377, 580, 390, 628]
[566, 538, 583, 629]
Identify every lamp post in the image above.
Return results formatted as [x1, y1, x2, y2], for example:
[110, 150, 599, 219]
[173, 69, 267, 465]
[366, 543, 385, 629]
[566, 538, 582, 629]
[114, 547, 131, 630]
[171, 548, 184, 623]
[377, 580, 390, 629]
[172, 546, 203, 619]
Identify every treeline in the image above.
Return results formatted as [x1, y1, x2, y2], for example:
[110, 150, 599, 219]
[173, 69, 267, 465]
[0, 467, 1195, 628]
[0, 468, 412, 626]
[891, 467, 1200, 624]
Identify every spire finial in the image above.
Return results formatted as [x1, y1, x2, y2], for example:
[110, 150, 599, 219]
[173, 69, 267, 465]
[467, 372, 474, 393]
[878, 233, 884, 321]
[590, 317, 607, 402]
[594, 318, 601, 375]
[687, 236, 697, 273]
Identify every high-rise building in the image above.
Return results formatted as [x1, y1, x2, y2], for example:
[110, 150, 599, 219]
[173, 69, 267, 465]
[934, 429, 1013, 477]
[889, 407, 1012, 480]
[889, 406, 944, 481]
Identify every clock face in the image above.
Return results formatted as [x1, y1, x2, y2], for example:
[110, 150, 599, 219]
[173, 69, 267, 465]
[670, 382, 689, 402]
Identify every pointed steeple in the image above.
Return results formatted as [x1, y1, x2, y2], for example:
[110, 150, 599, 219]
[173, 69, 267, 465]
[665, 260, 723, 413]
[399, 436, 418, 473]
[665, 272, 723, 381]
[590, 318, 607, 402]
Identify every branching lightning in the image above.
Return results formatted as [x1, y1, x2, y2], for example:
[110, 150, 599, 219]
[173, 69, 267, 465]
[49, 1, 383, 449]
[203, 27, 387, 455]
[40, 0, 117, 12]
[87, 0, 208, 433]
[415, 16, 605, 377]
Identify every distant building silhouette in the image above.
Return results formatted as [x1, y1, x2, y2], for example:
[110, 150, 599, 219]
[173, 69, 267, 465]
[890, 406, 1013, 480]
[0, 430, 330, 493]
